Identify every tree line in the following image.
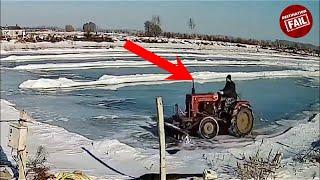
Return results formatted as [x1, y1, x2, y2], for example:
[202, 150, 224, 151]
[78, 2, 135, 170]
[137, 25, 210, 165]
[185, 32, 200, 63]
[21, 17, 320, 55]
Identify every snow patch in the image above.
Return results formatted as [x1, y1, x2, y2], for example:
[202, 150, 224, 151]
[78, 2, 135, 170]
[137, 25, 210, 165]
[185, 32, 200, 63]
[11, 59, 318, 71]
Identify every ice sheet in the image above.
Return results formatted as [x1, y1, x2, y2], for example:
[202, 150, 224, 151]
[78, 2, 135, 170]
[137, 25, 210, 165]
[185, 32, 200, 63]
[18, 70, 319, 91]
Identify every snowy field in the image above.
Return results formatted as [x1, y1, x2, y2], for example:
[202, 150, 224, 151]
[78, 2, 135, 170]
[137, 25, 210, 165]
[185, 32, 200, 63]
[1, 39, 319, 179]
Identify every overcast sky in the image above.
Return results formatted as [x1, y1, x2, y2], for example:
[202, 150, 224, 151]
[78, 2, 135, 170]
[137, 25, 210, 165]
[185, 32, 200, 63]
[1, 0, 319, 45]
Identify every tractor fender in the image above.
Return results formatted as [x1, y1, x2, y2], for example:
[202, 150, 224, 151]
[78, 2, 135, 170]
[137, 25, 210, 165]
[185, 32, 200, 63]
[232, 103, 252, 117]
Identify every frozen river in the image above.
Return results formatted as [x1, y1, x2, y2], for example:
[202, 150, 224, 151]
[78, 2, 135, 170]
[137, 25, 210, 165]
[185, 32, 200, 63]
[1, 63, 318, 149]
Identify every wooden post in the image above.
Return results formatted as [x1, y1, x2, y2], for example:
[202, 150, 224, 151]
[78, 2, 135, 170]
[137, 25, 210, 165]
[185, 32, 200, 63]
[156, 97, 166, 180]
[19, 110, 28, 180]
[18, 150, 27, 180]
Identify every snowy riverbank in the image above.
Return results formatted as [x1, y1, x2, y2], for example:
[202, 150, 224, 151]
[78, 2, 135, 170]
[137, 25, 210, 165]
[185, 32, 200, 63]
[0, 99, 130, 179]
[1, 40, 318, 61]
[1, 99, 319, 179]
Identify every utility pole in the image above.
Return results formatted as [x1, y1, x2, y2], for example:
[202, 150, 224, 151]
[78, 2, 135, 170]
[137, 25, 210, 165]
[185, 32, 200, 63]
[156, 97, 166, 180]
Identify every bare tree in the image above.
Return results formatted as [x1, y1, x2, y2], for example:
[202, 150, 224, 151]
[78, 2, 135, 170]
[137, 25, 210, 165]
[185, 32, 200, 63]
[144, 21, 152, 34]
[151, 15, 161, 26]
[83, 22, 97, 37]
[65, 25, 75, 32]
[144, 16, 162, 37]
[187, 18, 196, 31]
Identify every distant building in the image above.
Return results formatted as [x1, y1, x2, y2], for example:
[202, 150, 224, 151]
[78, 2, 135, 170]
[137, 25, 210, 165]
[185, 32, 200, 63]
[1, 25, 26, 39]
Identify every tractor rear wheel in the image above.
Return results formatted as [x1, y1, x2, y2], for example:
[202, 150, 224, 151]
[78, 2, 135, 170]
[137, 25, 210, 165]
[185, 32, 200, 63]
[198, 117, 219, 139]
[229, 107, 253, 137]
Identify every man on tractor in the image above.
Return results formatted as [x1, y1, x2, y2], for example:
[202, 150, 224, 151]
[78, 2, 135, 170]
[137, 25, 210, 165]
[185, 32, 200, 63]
[218, 74, 237, 112]
[166, 74, 254, 139]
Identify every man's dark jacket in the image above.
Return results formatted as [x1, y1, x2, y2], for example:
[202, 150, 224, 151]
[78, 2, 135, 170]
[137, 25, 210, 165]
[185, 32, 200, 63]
[222, 80, 237, 99]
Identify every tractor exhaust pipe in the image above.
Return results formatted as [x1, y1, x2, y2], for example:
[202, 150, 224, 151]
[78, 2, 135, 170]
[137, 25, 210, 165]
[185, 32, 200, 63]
[191, 79, 195, 94]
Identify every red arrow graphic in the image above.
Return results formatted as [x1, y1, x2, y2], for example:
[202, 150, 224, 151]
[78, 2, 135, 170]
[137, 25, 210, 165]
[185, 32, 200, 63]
[124, 40, 193, 80]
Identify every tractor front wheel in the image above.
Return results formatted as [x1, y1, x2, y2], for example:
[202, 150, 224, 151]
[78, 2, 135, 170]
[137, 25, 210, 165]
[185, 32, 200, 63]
[198, 117, 219, 139]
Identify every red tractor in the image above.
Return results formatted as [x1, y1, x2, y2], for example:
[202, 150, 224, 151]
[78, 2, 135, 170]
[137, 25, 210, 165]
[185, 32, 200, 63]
[165, 82, 254, 139]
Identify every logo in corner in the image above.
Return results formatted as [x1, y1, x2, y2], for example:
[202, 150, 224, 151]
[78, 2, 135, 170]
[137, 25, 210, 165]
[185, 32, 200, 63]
[280, 5, 313, 38]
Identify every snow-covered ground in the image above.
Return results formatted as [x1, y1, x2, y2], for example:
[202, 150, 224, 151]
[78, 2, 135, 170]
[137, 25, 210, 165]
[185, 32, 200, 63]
[1, 99, 319, 179]
[0, 99, 130, 179]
